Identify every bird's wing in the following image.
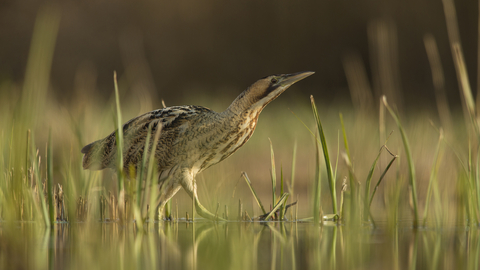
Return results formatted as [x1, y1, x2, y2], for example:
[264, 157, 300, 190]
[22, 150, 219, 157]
[81, 105, 213, 172]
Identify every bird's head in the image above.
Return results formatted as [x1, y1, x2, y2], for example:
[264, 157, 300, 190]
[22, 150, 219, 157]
[228, 71, 315, 114]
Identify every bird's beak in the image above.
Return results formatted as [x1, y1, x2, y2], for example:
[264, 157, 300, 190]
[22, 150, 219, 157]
[279, 71, 315, 87]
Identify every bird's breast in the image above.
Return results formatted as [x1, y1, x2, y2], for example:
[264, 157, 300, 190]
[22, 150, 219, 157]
[194, 110, 261, 172]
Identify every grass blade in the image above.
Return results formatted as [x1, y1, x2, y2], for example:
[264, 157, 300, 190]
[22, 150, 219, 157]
[383, 96, 420, 227]
[422, 130, 443, 226]
[452, 44, 480, 140]
[290, 141, 297, 195]
[363, 147, 384, 222]
[339, 114, 351, 160]
[477, 146, 480, 223]
[147, 124, 162, 221]
[269, 138, 277, 209]
[113, 71, 127, 220]
[369, 154, 397, 208]
[133, 124, 153, 228]
[340, 113, 360, 224]
[47, 129, 54, 225]
[311, 95, 337, 215]
[314, 133, 322, 224]
[263, 193, 289, 221]
[242, 172, 267, 215]
[31, 142, 50, 227]
[280, 167, 285, 220]
[423, 35, 453, 132]
[113, 71, 125, 192]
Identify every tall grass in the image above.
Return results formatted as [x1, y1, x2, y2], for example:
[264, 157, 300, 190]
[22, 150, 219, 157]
[340, 113, 360, 224]
[112, 71, 127, 221]
[422, 130, 444, 226]
[243, 141, 294, 221]
[46, 129, 54, 225]
[310, 96, 338, 216]
[269, 139, 277, 213]
[313, 132, 322, 224]
[242, 172, 267, 215]
[383, 97, 420, 227]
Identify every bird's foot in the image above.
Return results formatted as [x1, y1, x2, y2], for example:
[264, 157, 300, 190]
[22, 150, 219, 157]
[194, 199, 226, 222]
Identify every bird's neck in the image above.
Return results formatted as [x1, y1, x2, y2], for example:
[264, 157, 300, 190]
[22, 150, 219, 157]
[223, 88, 261, 117]
[192, 92, 263, 173]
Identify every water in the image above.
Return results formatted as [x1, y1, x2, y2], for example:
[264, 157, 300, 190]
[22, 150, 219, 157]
[2, 220, 479, 270]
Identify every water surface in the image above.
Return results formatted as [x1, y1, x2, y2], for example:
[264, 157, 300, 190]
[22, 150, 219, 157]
[2, 220, 479, 270]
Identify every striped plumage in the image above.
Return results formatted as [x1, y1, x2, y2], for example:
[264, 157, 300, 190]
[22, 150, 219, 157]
[81, 71, 314, 220]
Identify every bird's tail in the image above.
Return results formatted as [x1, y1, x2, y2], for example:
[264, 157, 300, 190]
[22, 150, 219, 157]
[81, 135, 116, 170]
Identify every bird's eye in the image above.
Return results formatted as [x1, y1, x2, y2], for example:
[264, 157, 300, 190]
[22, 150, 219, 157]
[271, 78, 278, 84]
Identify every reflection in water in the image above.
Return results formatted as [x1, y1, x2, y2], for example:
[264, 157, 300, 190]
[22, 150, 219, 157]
[1, 221, 480, 269]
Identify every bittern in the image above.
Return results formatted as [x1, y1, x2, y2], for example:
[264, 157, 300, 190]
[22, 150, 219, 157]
[81, 71, 314, 220]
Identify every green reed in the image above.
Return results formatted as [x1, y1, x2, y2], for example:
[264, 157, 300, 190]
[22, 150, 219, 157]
[310, 95, 338, 216]
[383, 97, 420, 227]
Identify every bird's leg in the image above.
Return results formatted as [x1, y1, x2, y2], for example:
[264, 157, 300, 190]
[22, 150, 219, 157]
[181, 178, 226, 221]
[152, 182, 181, 221]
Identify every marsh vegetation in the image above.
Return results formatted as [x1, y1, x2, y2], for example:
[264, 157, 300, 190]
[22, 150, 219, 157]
[2, 1, 480, 269]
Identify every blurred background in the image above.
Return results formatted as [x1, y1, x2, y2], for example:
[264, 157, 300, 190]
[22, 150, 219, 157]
[0, 0, 478, 219]
[0, 0, 477, 107]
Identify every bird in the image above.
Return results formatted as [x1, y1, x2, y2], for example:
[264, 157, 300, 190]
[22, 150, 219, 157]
[81, 71, 314, 221]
